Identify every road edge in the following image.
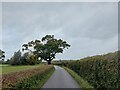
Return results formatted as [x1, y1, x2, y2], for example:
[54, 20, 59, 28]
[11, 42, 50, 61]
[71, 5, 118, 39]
[63, 66, 94, 90]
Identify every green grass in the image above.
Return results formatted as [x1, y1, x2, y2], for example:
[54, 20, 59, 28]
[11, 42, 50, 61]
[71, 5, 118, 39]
[0, 64, 9, 66]
[63, 67, 94, 90]
[1, 64, 45, 74]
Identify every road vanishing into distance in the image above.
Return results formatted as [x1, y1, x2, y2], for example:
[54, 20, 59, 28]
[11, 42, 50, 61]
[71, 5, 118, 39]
[42, 66, 81, 88]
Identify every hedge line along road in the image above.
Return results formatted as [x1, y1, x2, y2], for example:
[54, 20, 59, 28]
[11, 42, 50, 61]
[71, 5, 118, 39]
[42, 66, 81, 88]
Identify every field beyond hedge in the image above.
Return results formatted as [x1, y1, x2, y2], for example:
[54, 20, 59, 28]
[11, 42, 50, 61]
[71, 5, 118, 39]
[0, 64, 45, 74]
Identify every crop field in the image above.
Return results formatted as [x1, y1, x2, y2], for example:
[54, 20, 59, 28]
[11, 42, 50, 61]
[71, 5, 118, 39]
[0, 64, 45, 74]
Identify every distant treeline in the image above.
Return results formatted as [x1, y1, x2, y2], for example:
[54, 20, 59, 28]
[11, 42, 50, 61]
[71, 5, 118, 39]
[4, 50, 41, 65]
[53, 51, 120, 89]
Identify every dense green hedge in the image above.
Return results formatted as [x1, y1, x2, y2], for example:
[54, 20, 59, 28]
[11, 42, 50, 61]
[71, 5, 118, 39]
[63, 67, 94, 89]
[58, 51, 119, 89]
[15, 66, 54, 89]
[2, 65, 54, 89]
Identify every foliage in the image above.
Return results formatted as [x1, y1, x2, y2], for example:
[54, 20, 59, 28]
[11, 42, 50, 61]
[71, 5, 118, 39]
[4, 59, 10, 64]
[2, 65, 54, 89]
[9, 50, 41, 65]
[15, 65, 54, 89]
[0, 49, 5, 63]
[63, 67, 94, 89]
[20, 52, 29, 65]
[22, 35, 70, 64]
[27, 54, 40, 65]
[10, 50, 21, 65]
[57, 51, 119, 89]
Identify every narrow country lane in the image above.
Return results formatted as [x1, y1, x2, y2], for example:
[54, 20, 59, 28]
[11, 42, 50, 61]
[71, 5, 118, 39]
[42, 66, 81, 88]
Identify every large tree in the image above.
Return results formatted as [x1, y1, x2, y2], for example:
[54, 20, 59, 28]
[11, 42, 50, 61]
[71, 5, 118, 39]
[10, 50, 22, 65]
[22, 35, 70, 64]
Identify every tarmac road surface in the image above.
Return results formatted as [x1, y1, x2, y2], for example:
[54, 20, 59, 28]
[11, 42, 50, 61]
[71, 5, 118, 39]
[42, 66, 80, 88]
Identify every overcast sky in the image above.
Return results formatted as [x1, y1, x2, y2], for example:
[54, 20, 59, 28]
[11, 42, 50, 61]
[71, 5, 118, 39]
[1, 2, 118, 60]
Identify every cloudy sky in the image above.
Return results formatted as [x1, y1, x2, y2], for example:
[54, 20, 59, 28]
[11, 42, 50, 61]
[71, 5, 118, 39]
[1, 2, 118, 60]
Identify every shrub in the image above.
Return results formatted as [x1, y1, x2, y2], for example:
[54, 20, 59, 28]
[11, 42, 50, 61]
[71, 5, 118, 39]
[2, 65, 54, 89]
[60, 51, 119, 89]
[27, 54, 40, 65]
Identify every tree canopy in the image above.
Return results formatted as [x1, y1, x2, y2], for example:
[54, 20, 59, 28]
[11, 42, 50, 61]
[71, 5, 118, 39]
[9, 50, 40, 65]
[0, 49, 5, 61]
[22, 35, 70, 64]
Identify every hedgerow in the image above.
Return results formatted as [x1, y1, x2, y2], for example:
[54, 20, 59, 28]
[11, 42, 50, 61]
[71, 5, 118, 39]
[57, 51, 119, 89]
[2, 65, 54, 89]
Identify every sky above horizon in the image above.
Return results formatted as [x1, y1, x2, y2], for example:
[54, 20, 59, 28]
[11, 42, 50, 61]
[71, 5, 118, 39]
[1, 2, 118, 60]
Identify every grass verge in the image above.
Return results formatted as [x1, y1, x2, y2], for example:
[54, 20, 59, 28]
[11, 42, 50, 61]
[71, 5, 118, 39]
[63, 66, 94, 90]
[36, 66, 55, 88]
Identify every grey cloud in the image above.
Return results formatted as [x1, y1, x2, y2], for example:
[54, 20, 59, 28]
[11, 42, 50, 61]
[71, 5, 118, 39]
[62, 2, 118, 40]
[2, 2, 118, 60]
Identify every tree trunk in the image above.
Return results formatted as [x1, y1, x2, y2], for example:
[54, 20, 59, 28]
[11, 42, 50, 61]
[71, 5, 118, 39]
[47, 60, 51, 65]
